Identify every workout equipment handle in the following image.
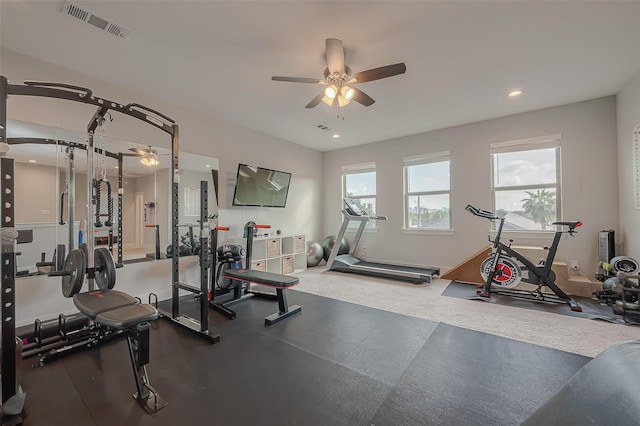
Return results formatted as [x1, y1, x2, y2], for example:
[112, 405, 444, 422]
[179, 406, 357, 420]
[59, 192, 66, 225]
[254, 224, 271, 229]
[617, 272, 640, 280]
[215, 226, 230, 231]
[465, 204, 499, 220]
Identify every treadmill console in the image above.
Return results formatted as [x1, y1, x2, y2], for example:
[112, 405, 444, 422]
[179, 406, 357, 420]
[344, 198, 365, 216]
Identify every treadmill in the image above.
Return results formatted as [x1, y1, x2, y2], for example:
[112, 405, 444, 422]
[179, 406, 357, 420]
[326, 198, 440, 284]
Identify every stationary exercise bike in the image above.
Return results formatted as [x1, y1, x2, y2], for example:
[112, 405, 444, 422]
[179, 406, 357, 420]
[465, 205, 583, 312]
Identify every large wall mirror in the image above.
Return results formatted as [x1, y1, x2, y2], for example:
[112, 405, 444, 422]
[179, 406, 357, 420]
[6, 118, 218, 275]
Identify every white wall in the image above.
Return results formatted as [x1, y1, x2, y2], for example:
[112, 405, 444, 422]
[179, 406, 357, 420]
[323, 97, 619, 277]
[14, 162, 58, 223]
[1, 48, 324, 245]
[616, 69, 640, 258]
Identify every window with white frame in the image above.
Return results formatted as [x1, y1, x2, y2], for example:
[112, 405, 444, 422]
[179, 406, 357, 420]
[491, 135, 561, 231]
[404, 152, 451, 229]
[342, 162, 376, 227]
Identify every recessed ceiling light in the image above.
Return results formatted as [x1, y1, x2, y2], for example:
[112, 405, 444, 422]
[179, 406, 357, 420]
[205, 164, 211, 168]
[332, 133, 340, 139]
[28, 159, 37, 163]
[508, 89, 523, 97]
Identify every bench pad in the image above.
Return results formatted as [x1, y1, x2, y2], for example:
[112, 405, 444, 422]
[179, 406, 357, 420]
[96, 304, 158, 329]
[73, 290, 138, 319]
[223, 269, 299, 288]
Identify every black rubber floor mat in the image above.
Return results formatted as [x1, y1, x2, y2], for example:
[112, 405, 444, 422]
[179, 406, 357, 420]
[442, 280, 628, 323]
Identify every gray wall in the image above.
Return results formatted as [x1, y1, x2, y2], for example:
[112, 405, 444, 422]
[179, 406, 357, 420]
[323, 97, 619, 277]
[616, 69, 640, 258]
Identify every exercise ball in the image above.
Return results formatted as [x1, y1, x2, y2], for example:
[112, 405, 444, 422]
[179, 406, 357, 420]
[306, 241, 324, 267]
[321, 235, 350, 262]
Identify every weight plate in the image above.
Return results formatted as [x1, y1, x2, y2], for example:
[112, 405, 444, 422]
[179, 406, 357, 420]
[480, 255, 522, 289]
[61, 249, 86, 298]
[611, 256, 640, 274]
[94, 247, 116, 290]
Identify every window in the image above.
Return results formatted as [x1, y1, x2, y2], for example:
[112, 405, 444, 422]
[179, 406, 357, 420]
[404, 152, 451, 229]
[491, 135, 561, 231]
[342, 162, 376, 227]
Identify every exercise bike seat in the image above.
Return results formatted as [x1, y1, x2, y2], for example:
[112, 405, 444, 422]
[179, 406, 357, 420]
[73, 290, 138, 319]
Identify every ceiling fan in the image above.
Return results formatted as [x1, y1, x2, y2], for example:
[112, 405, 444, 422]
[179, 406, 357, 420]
[128, 145, 160, 167]
[272, 38, 406, 109]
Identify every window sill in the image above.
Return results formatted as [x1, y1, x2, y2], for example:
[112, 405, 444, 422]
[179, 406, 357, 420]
[402, 228, 455, 236]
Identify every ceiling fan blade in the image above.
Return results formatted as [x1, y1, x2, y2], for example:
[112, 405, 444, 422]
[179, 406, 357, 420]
[128, 147, 146, 156]
[348, 63, 407, 84]
[272, 76, 324, 84]
[305, 92, 324, 109]
[351, 87, 375, 107]
[326, 38, 345, 75]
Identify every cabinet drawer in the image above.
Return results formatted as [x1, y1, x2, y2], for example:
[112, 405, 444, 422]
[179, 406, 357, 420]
[294, 236, 305, 253]
[251, 261, 266, 272]
[282, 256, 295, 275]
[267, 239, 281, 258]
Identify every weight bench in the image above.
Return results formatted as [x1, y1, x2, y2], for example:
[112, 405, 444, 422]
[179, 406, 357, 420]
[72, 290, 167, 414]
[222, 269, 302, 325]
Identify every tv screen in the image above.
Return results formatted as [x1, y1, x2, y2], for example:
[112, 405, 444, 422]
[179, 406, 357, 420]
[232, 164, 292, 208]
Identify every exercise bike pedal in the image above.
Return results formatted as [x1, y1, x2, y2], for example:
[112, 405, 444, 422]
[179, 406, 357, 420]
[476, 288, 490, 298]
[569, 303, 583, 312]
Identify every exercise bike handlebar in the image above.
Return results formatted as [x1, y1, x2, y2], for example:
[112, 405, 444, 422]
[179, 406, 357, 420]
[465, 205, 501, 220]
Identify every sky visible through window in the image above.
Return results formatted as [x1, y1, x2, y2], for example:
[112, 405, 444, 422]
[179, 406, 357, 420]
[408, 161, 450, 193]
[345, 172, 375, 196]
[494, 148, 557, 212]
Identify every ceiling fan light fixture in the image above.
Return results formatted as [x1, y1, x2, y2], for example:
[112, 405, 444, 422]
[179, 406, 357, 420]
[341, 86, 355, 101]
[140, 155, 159, 167]
[324, 85, 338, 99]
[337, 95, 351, 107]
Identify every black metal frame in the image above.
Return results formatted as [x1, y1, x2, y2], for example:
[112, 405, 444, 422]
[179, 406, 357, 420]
[170, 180, 220, 343]
[466, 204, 582, 312]
[1, 157, 18, 405]
[127, 322, 167, 413]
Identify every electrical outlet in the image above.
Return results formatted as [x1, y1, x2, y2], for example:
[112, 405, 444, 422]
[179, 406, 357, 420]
[570, 260, 579, 270]
[361, 245, 367, 256]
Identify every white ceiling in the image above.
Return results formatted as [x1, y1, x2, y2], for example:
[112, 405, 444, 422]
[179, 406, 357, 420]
[1, 1, 640, 153]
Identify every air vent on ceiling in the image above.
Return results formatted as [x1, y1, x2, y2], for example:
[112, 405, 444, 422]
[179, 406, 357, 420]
[62, 1, 130, 39]
[316, 124, 333, 132]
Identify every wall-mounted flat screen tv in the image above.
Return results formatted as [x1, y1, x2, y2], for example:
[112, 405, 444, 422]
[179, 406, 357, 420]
[232, 164, 292, 208]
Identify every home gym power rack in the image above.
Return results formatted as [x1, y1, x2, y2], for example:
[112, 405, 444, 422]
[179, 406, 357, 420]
[7, 136, 125, 267]
[0, 76, 220, 414]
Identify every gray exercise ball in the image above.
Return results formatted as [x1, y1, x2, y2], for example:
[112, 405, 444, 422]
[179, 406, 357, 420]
[306, 241, 324, 267]
[321, 235, 350, 262]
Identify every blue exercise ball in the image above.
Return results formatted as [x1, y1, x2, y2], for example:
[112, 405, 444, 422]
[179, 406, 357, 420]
[321, 235, 350, 262]
[306, 241, 324, 267]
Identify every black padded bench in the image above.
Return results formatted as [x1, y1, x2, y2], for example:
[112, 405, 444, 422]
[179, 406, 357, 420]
[73, 290, 167, 414]
[222, 269, 302, 325]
